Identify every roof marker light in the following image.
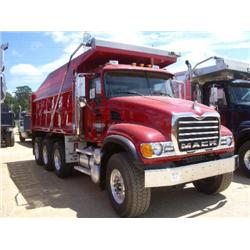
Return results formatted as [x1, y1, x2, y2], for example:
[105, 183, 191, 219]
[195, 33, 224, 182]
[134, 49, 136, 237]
[108, 60, 119, 65]
[152, 65, 159, 69]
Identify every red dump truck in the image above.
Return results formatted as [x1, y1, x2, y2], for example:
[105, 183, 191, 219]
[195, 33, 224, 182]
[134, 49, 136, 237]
[31, 38, 237, 217]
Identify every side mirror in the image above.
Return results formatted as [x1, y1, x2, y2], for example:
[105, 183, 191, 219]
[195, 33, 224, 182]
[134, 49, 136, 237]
[76, 74, 86, 107]
[210, 85, 218, 106]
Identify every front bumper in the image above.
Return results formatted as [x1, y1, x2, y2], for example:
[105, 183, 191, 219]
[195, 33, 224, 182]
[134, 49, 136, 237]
[144, 155, 238, 188]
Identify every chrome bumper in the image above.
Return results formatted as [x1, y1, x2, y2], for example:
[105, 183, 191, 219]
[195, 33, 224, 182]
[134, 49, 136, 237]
[144, 155, 238, 188]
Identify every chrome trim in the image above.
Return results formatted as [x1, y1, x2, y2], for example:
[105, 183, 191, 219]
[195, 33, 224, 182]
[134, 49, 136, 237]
[171, 112, 225, 155]
[179, 120, 219, 124]
[145, 155, 237, 188]
[179, 126, 218, 130]
[179, 131, 218, 136]
[179, 136, 219, 142]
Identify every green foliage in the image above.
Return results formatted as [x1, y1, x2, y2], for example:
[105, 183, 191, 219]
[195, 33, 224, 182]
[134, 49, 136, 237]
[3, 85, 32, 117]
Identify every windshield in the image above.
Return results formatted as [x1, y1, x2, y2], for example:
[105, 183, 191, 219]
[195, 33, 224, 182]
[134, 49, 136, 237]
[104, 70, 173, 98]
[229, 84, 250, 104]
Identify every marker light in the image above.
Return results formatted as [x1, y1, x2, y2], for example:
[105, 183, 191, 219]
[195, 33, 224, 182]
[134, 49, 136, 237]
[140, 144, 153, 158]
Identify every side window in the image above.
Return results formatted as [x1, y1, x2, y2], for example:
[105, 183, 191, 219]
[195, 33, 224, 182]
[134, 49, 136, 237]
[89, 77, 101, 100]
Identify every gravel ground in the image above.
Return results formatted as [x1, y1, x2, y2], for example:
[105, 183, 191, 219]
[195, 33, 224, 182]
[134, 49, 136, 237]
[1, 129, 249, 218]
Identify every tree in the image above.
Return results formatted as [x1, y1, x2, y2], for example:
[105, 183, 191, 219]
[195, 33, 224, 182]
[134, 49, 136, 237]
[3, 85, 32, 118]
[3, 92, 15, 108]
[14, 85, 32, 113]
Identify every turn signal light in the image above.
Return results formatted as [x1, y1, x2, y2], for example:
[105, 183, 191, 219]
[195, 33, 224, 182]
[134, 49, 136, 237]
[140, 144, 153, 158]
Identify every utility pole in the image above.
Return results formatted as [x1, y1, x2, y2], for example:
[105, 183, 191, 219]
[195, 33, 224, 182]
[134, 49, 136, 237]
[0, 43, 8, 103]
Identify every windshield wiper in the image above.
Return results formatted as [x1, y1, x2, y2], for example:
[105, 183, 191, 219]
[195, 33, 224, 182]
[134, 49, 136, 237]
[152, 91, 172, 97]
[117, 91, 145, 96]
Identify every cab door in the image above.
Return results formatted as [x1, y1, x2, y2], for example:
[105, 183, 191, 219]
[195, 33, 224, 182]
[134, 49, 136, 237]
[84, 75, 105, 141]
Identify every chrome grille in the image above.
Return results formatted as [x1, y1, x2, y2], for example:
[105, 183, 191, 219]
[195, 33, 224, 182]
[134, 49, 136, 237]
[177, 116, 220, 151]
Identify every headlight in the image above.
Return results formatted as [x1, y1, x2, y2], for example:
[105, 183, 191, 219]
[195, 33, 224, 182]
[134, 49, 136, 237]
[152, 143, 163, 156]
[220, 136, 233, 147]
[140, 141, 175, 158]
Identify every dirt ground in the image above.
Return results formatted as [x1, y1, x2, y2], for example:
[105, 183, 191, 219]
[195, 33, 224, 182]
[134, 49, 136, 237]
[0, 129, 249, 218]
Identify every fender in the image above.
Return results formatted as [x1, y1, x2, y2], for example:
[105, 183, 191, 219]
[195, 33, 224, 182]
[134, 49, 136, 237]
[103, 134, 139, 162]
[103, 123, 168, 163]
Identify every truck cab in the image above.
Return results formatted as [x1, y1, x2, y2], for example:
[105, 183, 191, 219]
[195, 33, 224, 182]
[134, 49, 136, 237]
[175, 57, 250, 177]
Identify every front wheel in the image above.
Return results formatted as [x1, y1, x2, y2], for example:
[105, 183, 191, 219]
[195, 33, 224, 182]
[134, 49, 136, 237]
[238, 141, 250, 178]
[106, 153, 151, 217]
[193, 172, 233, 194]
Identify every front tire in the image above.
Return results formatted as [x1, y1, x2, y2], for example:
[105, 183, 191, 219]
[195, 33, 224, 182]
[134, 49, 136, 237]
[52, 141, 72, 178]
[193, 172, 233, 194]
[106, 152, 151, 217]
[238, 141, 250, 178]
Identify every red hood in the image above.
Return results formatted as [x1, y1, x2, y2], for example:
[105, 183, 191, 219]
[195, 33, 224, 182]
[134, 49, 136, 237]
[108, 96, 218, 139]
[109, 96, 215, 115]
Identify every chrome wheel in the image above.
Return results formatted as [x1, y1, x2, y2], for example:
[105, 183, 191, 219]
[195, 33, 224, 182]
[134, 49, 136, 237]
[42, 145, 48, 165]
[110, 169, 125, 204]
[54, 149, 61, 171]
[244, 150, 250, 170]
[34, 142, 39, 160]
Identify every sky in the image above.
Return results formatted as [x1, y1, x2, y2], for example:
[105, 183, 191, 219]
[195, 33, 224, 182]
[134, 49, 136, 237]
[1, 31, 250, 93]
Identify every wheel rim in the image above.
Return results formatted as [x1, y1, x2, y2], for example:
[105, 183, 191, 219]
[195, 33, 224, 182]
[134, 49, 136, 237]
[110, 169, 125, 204]
[42, 145, 49, 165]
[34, 142, 39, 160]
[243, 150, 250, 170]
[54, 149, 61, 171]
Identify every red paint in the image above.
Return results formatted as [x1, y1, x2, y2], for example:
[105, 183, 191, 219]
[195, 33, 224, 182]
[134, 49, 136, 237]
[32, 42, 234, 165]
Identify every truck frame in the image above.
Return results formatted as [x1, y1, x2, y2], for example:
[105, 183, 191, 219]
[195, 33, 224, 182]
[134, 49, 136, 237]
[175, 57, 250, 177]
[31, 38, 237, 217]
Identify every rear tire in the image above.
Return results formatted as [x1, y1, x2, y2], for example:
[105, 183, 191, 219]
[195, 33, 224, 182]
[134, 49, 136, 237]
[34, 137, 43, 165]
[106, 152, 151, 217]
[238, 141, 250, 178]
[5, 133, 10, 147]
[19, 133, 25, 142]
[52, 141, 72, 178]
[10, 131, 15, 147]
[42, 138, 54, 171]
[193, 172, 233, 194]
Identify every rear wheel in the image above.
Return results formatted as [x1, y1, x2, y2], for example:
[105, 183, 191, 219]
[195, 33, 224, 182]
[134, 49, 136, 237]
[19, 133, 25, 142]
[238, 141, 250, 178]
[10, 131, 15, 147]
[42, 138, 54, 171]
[52, 141, 72, 178]
[106, 152, 151, 217]
[34, 137, 43, 165]
[193, 172, 233, 194]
